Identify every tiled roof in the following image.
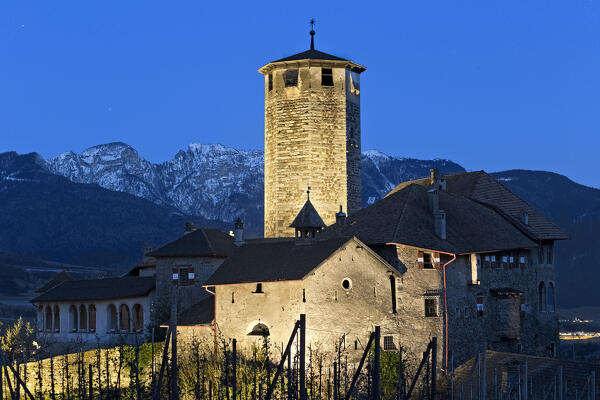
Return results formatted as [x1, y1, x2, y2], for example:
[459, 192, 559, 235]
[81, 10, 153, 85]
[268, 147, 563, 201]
[290, 199, 326, 229]
[324, 184, 537, 254]
[273, 49, 349, 63]
[31, 277, 155, 303]
[149, 228, 235, 258]
[35, 270, 73, 293]
[205, 237, 355, 286]
[177, 295, 214, 326]
[386, 171, 568, 241]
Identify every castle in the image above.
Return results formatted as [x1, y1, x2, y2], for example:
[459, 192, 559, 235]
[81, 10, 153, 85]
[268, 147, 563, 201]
[32, 29, 566, 370]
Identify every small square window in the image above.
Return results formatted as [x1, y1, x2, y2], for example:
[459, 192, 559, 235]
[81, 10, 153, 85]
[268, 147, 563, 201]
[284, 69, 298, 87]
[423, 253, 434, 269]
[425, 298, 438, 317]
[321, 68, 334, 87]
[383, 336, 396, 351]
[254, 283, 264, 293]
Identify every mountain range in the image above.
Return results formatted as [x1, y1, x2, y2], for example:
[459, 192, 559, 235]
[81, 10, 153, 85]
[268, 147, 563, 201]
[1, 142, 598, 308]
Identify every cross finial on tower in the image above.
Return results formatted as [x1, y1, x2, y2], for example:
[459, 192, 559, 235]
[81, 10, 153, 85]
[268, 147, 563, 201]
[309, 18, 316, 50]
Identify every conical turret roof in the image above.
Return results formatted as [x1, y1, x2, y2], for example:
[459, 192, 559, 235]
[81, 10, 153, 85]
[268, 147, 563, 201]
[290, 189, 326, 229]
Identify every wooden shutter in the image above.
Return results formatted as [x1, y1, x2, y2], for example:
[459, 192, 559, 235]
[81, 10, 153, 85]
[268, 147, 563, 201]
[172, 267, 179, 285]
[434, 252, 441, 269]
[417, 251, 424, 269]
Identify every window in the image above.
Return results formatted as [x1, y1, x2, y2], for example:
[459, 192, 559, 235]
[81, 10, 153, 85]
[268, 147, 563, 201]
[68, 305, 78, 332]
[321, 68, 334, 87]
[501, 255, 508, 269]
[538, 282, 547, 312]
[107, 304, 118, 332]
[302, 288, 306, 303]
[268, 73, 273, 91]
[520, 302, 527, 317]
[254, 283, 263, 293]
[389, 276, 397, 313]
[491, 255, 497, 268]
[341, 278, 352, 290]
[45, 306, 52, 332]
[53, 306, 60, 332]
[284, 69, 298, 87]
[89, 305, 96, 332]
[483, 255, 491, 268]
[425, 298, 438, 317]
[176, 266, 194, 286]
[79, 305, 87, 331]
[423, 253, 434, 269]
[547, 282, 555, 312]
[133, 304, 144, 332]
[476, 295, 484, 317]
[232, 292, 235, 303]
[119, 304, 131, 332]
[383, 336, 396, 351]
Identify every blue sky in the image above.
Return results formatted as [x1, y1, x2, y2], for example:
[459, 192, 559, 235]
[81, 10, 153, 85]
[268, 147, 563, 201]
[1, 1, 599, 187]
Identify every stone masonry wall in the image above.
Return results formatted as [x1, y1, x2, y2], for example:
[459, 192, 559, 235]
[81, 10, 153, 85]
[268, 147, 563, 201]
[263, 64, 361, 237]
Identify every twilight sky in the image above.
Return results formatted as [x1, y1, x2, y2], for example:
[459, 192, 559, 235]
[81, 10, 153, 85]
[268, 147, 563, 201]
[1, 1, 599, 187]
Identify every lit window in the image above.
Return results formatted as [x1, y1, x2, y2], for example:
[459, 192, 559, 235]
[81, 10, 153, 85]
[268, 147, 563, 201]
[284, 69, 298, 87]
[423, 253, 434, 269]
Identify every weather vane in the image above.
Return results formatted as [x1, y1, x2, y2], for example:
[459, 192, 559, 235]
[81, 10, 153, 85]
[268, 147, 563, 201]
[309, 18, 316, 50]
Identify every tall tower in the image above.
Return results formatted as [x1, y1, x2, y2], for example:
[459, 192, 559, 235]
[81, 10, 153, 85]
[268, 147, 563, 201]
[259, 27, 366, 238]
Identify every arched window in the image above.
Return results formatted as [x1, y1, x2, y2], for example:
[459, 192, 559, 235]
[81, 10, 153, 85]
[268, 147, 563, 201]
[547, 282, 556, 312]
[89, 305, 96, 332]
[538, 282, 547, 312]
[79, 305, 87, 331]
[107, 304, 118, 332]
[53, 306, 60, 332]
[45, 306, 53, 331]
[69, 305, 78, 332]
[119, 304, 131, 332]
[132, 304, 144, 332]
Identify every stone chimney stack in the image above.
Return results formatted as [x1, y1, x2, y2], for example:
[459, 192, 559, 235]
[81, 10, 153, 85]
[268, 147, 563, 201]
[430, 168, 446, 190]
[335, 205, 347, 225]
[184, 221, 196, 235]
[234, 218, 244, 246]
[428, 188, 439, 213]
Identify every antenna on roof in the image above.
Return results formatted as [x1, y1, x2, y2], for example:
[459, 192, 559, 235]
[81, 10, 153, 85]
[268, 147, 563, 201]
[309, 18, 316, 50]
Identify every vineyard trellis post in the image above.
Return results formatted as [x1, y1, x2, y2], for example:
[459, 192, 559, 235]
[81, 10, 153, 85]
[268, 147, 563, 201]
[233, 338, 237, 400]
[344, 329, 375, 400]
[373, 326, 380, 400]
[154, 325, 172, 400]
[0, 350, 35, 400]
[265, 315, 304, 400]
[300, 314, 306, 400]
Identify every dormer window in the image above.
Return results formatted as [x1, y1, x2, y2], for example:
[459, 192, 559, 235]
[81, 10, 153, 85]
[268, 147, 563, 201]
[284, 69, 298, 87]
[321, 68, 333, 87]
[253, 283, 264, 294]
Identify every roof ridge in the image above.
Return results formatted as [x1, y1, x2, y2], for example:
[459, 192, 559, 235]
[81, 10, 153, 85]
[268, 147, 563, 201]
[391, 184, 419, 244]
[200, 228, 216, 255]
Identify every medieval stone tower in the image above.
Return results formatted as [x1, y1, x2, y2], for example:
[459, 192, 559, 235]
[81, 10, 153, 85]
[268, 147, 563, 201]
[259, 28, 366, 238]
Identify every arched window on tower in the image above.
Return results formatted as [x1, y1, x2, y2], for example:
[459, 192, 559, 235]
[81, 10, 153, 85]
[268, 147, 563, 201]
[538, 282, 547, 312]
[107, 304, 118, 332]
[79, 305, 87, 332]
[89, 305, 96, 332]
[547, 282, 556, 312]
[45, 306, 53, 332]
[132, 304, 144, 332]
[119, 304, 131, 333]
[69, 305, 78, 332]
[53, 306, 60, 332]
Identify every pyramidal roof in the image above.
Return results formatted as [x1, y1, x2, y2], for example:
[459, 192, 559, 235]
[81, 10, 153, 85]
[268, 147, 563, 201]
[290, 192, 326, 229]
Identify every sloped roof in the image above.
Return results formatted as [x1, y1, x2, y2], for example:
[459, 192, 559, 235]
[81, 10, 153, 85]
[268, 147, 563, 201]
[290, 199, 326, 229]
[323, 184, 537, 254]
[386, 171, 568, 241]
[273, 49, 349, 63]
[177, 295, 214, 326]
[149, 228, 235, 258]
[31, 277, 155, 303]
[35, 270, 73, 293]
[205, 237, 357, 285]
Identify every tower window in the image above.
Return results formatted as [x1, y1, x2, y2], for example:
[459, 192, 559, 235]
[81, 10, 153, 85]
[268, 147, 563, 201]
[423, 253, 434, 269]
[284, 69, 298, 87]
[389, 276, 397, 313]
[321, 68, 334, 87]
[425, 298, 438, 317]
[268, 73, 273, 91]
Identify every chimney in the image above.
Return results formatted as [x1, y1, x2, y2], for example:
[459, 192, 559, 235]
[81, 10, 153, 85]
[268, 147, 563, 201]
[335, 205, 347, 225]
[184, 221, 196, 234]
[428, 189, 439, 213]
[434, 210, 447, 240]
[522, 211, 529, 225]
[234, 218, 244, 246]
[142, 245, 153, 263]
